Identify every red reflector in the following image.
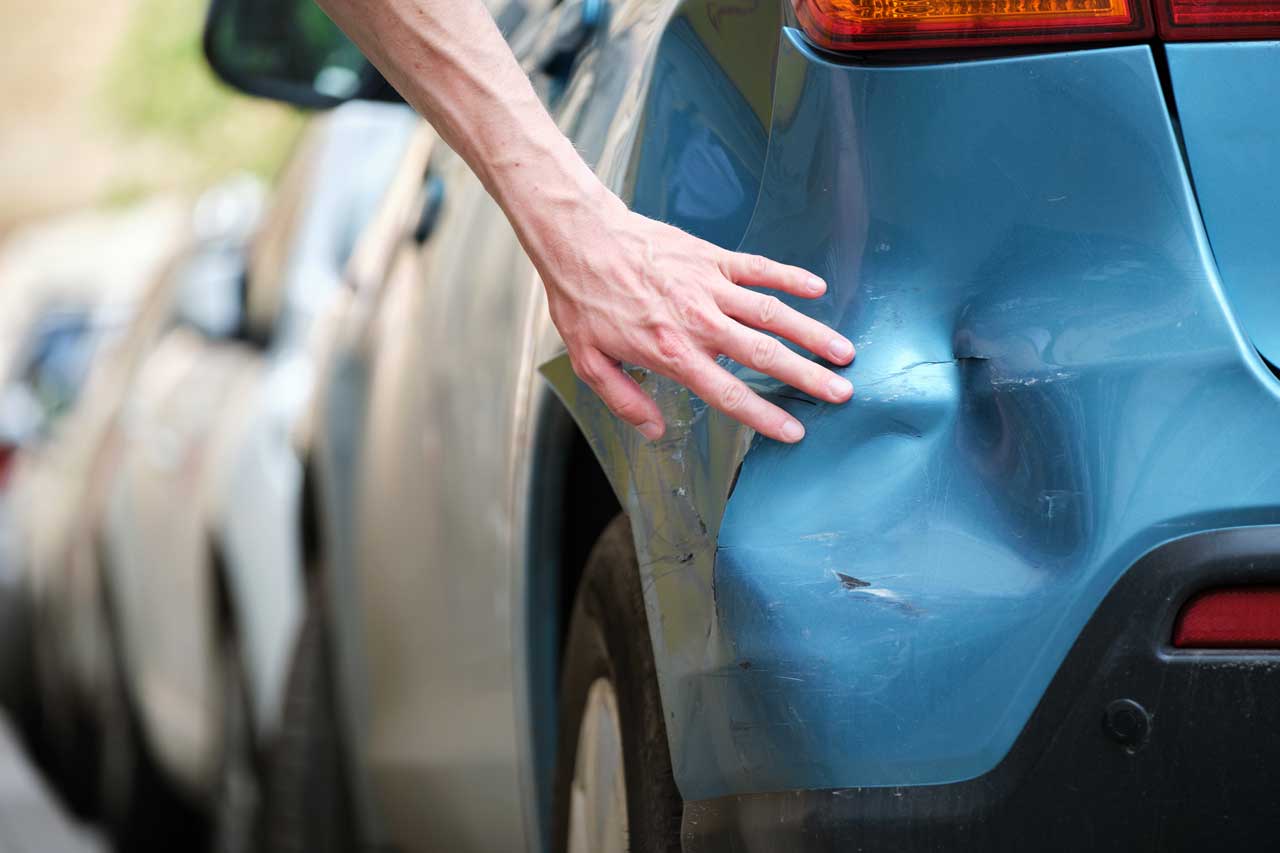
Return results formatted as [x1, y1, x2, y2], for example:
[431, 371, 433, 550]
[793, 0, 1153, 51]
[1156, 0, 1280, 40]
[1173, 587, 1280, 649]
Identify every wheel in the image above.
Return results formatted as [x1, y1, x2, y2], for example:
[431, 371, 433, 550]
[28, 626, 100, 818]
[97, 585, 205, 852]
[211, 639, 263, 853]
[262, 578, 358, 853]
[551, 515, 682, 853]
[0, 573, 38, 751]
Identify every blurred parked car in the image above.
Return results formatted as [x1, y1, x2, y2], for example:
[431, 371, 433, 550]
[209, 0, 1280, 851]
[94, 101, 417, 852]
[13, 176, 264, 843]
[1, 303, 114, 571]
[0, 303, 118, 718]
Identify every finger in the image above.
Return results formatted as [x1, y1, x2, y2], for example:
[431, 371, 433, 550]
[572, 347, 666, 440]
[718, 324, 852, 404]
[719, 251, 827, 299]
[715, 285, 855, 365]
[675, 353, 807, 443]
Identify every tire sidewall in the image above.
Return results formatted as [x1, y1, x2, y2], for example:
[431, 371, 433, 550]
[552, 516, 681, 853]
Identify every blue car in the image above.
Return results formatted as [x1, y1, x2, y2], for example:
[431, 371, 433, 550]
[205, 0, 1280, 850]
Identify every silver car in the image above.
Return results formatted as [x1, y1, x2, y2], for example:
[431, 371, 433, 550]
[89, 103, 417, 851]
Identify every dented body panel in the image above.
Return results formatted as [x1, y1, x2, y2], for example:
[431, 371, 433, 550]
[551, 32, 1280, 800]
[288, 0, 1280, 846]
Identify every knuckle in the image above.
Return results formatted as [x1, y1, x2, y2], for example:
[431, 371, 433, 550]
[751, 335, 780, 371]
[609, 395, 643, 422]
[571, 355, 602, 387]
[652, 325, 689, 368]
[677, 298, 715, 334]
[719, 380, 750, 413]
[749, 254, 767, 277]
[757, 295, 782, 327]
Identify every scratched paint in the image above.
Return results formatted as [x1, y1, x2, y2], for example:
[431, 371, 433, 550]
[545, 32, 1280, 802]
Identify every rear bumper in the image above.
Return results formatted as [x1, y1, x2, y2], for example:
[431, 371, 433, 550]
[682, 527, 1280, 852]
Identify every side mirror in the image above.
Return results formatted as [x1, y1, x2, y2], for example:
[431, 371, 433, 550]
[173, 178, 268, 343]
[203, 0, 399, 108]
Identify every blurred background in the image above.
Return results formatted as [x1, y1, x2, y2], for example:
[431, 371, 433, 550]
[0, 1, 411, 849]
[0, 1, 302, 849]
[1, 0, 301, 222]
[0, 0, 302, 305]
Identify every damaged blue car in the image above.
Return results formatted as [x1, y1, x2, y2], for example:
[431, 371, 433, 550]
[205, 0, 1280, 849]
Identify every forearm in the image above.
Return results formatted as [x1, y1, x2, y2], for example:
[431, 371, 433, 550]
[313, 0, 854, 443]
[313, 0, 616, 254]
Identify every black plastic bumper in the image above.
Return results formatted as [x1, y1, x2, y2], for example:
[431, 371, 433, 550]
[682, 526, 1280, 852]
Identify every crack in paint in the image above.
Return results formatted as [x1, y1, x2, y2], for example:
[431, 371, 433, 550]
[857, 356, 990, 389]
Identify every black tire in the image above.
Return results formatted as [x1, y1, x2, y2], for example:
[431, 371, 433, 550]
[262, 578, 358, 853]
[0, 575, 39, 752]
[29, 633, 99, 819]
[211, 638, 263, 853]
[97, 592, 206, 852]
[551, 514, 682, 852]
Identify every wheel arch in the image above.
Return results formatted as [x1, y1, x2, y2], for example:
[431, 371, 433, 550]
[523, 389, 621, 839]
[299, 450, 323, 577]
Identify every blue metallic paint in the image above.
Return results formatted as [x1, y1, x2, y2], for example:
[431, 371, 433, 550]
[1167, 42, 1280, 368]
[627, 16, 771, 248]
[549, 29, 1280, 801]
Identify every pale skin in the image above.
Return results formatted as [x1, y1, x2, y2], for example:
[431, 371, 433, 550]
[315, 0, 855, 442]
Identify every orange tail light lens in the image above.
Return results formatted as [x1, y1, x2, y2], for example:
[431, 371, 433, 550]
[793, 0, 1153, 50]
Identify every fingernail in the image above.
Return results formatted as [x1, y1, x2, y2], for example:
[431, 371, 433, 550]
[828, 377, 853, 400]
[781, 419, 805, 442]
[828, 338, 853, 361]
[638, 421, 664, 441]
[807, 275, 826, 295]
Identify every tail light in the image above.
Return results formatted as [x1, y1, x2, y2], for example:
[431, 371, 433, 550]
[1173, 586, 1280, 649]
[0, 444, 15, 490]
[1155, 0, 1280, 39]
[793, 0, 1153, 51]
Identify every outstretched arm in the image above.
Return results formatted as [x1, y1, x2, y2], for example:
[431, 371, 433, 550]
[314, 0, 855, 442]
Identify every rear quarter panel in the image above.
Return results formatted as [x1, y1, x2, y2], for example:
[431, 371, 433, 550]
[551, 14, 1280, 803]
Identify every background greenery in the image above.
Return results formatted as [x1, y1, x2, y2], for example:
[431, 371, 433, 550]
[0, 0, 304, 232]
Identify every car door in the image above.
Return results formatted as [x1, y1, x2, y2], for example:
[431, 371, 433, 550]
[311, 2, 725, 848]
[331, 125, 544, 853]
[308, 15, 634, 853]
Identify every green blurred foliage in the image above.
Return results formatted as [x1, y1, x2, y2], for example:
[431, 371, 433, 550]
[100, 0, 305, 194]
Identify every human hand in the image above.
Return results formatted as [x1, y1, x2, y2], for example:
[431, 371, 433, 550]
[536, 192, 855, 443]
[316, 0, 853, 441]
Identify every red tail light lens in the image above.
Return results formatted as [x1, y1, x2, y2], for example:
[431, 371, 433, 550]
[1155, 0, 1280, 39]
[1173, 587, 1280, 649]
[793, 0, 1153, 51]
[0, 444, 15, 489]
